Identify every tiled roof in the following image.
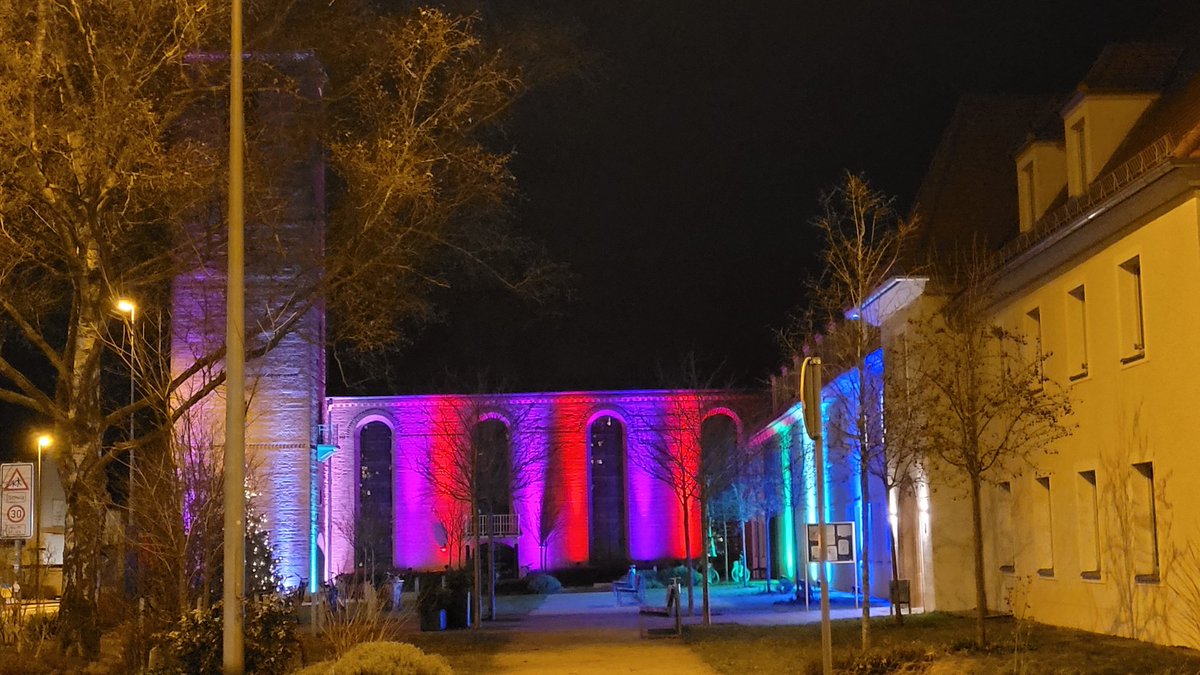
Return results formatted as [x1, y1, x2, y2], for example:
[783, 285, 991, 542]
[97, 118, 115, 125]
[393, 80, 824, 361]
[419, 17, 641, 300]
[1077, 43, 1183, 93]
[1098, 44, 1200, 173]
[908, 94, 1053, 263]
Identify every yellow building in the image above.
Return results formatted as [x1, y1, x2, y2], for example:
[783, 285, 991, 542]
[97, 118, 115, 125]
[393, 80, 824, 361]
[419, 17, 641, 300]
[891, 44, 1200, 647]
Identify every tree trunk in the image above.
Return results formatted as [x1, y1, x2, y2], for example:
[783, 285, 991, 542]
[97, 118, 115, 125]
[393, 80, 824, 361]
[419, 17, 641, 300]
[860, 451, 872, 650]
[970, 472, 988, 647]
[60, 246, 107, 659]
[471, 502, 482, 629]
[739, 519, 748, 588]
[722, 519, 729, 584]
[487, 522, 496, 621]
[889, 493, 903, 625]
[764, 515, 772, 593]
[682, 497, 694, 616]
[59, 464, 105, 657]
[701, 497, 711, 625]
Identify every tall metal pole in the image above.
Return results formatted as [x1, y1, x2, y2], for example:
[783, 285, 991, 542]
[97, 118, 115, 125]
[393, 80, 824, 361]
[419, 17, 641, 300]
[223, 0, 246, 671]
[801, 357, 832, 675]
[35, 441, 42, 603]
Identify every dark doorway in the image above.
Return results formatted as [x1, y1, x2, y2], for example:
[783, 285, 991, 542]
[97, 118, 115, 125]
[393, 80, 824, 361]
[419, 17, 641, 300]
[589, 415, 627, 563]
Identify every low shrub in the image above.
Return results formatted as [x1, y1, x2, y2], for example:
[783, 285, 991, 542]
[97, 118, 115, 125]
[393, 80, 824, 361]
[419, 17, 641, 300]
[524, 573, 562, 595]
[656, 565, 702, 587]
[638, 572, 665, 589]
[803, 646, 935, 675]
[295, 641, 452, 675]
[494, 578, 527, 596]
[149, 596, 298, 675]
[22, 611, 59, 642]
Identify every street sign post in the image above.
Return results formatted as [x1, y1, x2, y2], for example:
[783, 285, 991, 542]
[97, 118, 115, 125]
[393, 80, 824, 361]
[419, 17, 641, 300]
[1, 463, 34, 540]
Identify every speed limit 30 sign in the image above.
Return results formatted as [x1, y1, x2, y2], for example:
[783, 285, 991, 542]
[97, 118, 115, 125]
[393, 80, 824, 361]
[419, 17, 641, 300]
[1, 462, 34, 540]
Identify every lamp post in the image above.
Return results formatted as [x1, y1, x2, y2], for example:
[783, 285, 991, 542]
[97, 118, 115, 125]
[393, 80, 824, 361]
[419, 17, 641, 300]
[115, 298, 138, 609]
[115, 298, 137, 443]
[224, 0, 247, 670]
[34, 434, 52, 604]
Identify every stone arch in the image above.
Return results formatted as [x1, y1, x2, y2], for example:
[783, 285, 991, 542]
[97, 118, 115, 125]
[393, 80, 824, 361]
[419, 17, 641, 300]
[586, 409, 630, 564]
[354, 412, 397, 573]
[701, 406, 744, 440]
[470, 415, 513, 515]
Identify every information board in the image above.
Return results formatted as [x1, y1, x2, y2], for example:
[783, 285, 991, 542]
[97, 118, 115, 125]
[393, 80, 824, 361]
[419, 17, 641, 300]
[806, 521, 856, 564]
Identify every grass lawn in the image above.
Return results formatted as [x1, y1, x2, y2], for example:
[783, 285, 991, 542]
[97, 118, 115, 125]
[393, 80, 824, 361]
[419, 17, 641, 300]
[684, 613, 1200, 674]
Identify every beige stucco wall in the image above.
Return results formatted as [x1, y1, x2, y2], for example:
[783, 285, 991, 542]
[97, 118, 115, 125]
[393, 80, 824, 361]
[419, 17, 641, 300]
[985, 194, 1200, 647]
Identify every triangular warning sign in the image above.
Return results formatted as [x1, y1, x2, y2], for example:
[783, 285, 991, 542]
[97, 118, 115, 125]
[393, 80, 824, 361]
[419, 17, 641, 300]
[3, 468, 29, 491]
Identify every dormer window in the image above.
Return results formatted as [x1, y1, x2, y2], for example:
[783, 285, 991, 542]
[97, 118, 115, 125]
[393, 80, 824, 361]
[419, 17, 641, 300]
[1068, 118, 1088, 196]
[1061, 91, 1157, 197]
[1014, 140, 1066, 231]
[1018, 161, 1036, 231]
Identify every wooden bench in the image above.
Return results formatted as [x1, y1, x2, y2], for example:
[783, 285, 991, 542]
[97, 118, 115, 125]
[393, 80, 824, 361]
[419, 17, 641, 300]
[612, 571, 646, 605]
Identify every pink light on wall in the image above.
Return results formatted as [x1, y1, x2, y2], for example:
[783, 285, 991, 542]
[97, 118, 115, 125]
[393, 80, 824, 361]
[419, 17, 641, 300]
[324, 390, 758, 573]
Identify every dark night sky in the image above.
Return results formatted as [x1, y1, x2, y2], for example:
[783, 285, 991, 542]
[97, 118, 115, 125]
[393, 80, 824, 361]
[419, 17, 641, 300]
[365, 0, 1172, 394]
[0, 2, 1184, 458]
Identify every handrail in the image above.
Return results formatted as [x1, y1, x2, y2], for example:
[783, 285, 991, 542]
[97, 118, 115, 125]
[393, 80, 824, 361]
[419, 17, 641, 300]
[987, 133, 1176, 275]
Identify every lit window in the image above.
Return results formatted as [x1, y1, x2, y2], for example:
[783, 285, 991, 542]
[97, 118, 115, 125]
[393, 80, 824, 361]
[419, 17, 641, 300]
[1077, 470, 1100, 579]
[1067, 285, 1088, 380]
[1132, 462, 1159, 582]
[1118, 256, 1145, 363]
[1035, 476, 1054, 577]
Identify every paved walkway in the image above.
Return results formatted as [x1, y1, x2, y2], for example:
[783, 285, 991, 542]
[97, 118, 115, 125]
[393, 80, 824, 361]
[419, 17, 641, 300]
[482, 585, 909, 674]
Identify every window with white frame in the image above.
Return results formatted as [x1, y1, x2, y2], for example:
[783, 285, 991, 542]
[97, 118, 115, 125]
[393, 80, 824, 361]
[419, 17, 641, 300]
[1118, 256, 1145, 363]
[1024, 307, 1044, 385]
[1019, 160, 1037, 231]
[1132, 462, 1159, 582]
[1069, 117, 1088, 194]
[1077, 470, 1100, 579]
[1067, 285, 1089, 380]
[1035, 475, 1055, 577]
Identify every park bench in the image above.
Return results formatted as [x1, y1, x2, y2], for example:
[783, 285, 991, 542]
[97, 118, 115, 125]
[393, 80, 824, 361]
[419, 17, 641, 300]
[612, 571, 646, 605]
[638, 579, 682, 638]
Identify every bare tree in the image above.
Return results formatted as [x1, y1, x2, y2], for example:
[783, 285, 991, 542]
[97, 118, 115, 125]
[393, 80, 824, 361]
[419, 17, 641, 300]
[797, 171, 918, 649]
[873, 339, 928, 624]
[910, 251, 1072, 647]
[535, 490, 564, 573]
[631, 358, 752, 624]
[434, 500, 471, 569]
[709, 442, 775, 588]
[0, 1, 563, 655]
[412, 397, 544, 628]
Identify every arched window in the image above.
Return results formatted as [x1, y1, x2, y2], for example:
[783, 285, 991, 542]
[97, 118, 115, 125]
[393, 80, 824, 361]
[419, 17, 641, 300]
[358, 421, 393, 572]
[472, 419, 512, 516]
[702, 414, 739, 576]
[589, 415, 627, 563]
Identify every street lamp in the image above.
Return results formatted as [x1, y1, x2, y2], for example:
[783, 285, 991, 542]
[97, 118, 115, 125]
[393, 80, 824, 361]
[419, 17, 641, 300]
[34, 434, 52, 603]
[115, 297, 137, 464]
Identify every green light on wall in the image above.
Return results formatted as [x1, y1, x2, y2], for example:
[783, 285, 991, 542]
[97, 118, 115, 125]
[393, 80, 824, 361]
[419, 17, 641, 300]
[778, 428, 796, 579]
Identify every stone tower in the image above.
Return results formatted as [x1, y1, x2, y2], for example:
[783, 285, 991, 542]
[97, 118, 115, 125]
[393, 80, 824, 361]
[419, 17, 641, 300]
[171, 54, 326, 589]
